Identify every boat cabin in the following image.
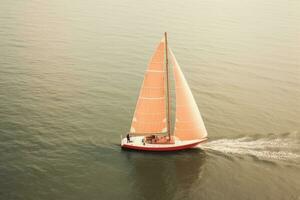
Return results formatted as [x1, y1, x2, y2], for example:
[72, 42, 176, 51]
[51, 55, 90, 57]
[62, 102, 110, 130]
[144, 135, 175, 144]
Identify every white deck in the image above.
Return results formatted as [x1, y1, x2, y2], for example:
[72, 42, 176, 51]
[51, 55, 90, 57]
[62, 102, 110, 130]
[121, 136, 206, 149]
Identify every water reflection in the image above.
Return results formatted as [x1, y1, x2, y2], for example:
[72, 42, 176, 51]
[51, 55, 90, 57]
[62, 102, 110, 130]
[124, 149, 207, 200]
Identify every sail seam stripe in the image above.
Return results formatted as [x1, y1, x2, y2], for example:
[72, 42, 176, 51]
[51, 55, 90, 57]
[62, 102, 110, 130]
[147, 70, 164, 72]
[140, 97, 165, 99]
[134, 122, 166, 124]
[142, 86, 164, 89]
[135, 112, 165, 114]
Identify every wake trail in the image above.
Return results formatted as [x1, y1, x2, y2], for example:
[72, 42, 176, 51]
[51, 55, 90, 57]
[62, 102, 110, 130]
[200, 132, 300, 161]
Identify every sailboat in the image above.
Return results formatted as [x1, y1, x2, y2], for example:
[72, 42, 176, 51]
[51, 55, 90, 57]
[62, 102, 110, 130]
[121, 32, 208, 151]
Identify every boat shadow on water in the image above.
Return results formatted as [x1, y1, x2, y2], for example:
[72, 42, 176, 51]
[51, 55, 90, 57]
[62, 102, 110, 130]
[122, 148, 207, 200]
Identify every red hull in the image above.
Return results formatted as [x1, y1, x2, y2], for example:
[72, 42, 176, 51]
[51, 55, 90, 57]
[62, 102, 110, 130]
[121, 140, 206, 152]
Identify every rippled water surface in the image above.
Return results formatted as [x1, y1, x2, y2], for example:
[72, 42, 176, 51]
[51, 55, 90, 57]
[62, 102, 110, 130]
[0, 0, 299, 199]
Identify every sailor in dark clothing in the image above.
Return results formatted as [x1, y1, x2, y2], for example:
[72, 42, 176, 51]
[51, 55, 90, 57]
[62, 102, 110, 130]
[126, 133, 131, 143]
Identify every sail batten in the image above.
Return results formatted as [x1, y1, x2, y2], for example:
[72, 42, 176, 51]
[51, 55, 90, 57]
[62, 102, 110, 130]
[140, 97, 165, 99]
[170, 49, 208, 140]
[130, 40, 167, 134]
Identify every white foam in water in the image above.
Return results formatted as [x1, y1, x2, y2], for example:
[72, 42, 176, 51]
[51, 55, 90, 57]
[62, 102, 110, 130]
[200, 136, 300, 161]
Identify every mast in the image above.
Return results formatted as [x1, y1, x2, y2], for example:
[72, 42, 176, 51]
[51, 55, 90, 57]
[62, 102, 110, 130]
[165, 32, 171, 140]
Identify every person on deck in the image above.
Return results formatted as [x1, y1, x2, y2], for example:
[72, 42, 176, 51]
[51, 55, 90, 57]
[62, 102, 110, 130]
[126, 133, 131, 143]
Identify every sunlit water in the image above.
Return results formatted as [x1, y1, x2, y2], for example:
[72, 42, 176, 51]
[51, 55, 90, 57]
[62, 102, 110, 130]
[0, 0, 299, 199]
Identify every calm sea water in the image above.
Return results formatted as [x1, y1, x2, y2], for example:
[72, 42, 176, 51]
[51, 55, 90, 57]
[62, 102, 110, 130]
[0, 0, 299, 199]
